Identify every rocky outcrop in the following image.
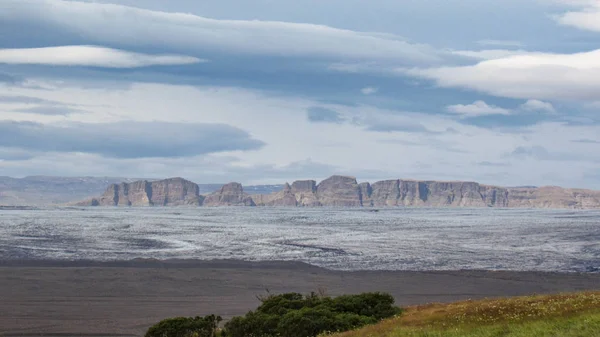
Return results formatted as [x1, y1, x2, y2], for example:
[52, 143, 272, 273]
[74, 175, 600, 209]
[291, 180, 320, 207]
[351, 180, 504, 207]
[506, 186, 600, 209]
[253, 183, 297, 206]
[149, 178, 202, 206]
[75, 178, 202, 206]
[202, 182, 255, 207]
[359, 182, 373, 207]
[370, 180, 401, 207]
[316, 176, 362, 207]
[396, 181, 509, 207]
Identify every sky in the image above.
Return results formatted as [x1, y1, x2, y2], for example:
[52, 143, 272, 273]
[0, 0, 600, 188]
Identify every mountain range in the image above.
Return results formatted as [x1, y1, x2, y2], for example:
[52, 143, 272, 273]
[0, 176, 281, 206]
[72, 176, 600, 209]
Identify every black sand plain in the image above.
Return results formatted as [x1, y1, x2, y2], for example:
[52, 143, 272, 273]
[1, 259, 599, 337]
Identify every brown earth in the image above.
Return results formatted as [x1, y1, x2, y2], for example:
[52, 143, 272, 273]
[1, 259, 599, 337]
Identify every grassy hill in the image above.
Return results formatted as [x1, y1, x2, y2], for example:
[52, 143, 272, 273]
[327, 291, 600, 337]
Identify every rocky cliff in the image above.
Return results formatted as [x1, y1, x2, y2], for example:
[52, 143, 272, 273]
[74, 178, 203, 206]
[506, 186, 600, 209]
[202, 182, 255, 207]
[316, 176, 362, 207]
[75, 175, 600, 209]
[291, 180, 321, 207]
[252, 183, 298, 206]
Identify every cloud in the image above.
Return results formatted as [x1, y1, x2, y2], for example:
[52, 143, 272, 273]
[0, 120, 264, 158]
[584, 170, 600, 182]
[361, 87, 378, 95]
[0, 45, 204, 68]
[511, 146, 552, 159]
[519, 99, 556, 113]
[554, 2, 600, 32]
[13, 106, 88, 116]
[0, 94, 90, 116]
[306, 107, 344, 124]
[451, 49, 529, 60]
[2, 0, 441, 64]
[0, 95, 70, 105]
[3, 78, 600, 189]
[378, 136, 470, 154]
[0, 147, 36, 161]
[362, 119, 433, 133]
[509, 145, 597, 162]
[0, 73, 19, 84]
[572, 138, 600, 144]
[584, 101, 600, 109]
[478, 161, 511, 167]
[446, 100, 511, 118]
[402, 49, 600, 101]
[307, 104, 440, 133]
[477, 39, 525, 47]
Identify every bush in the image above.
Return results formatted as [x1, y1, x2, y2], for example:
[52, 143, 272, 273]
[145, 314, 222, 337]
[222, 292, 402, 337]
[331, 292, 398, 320]
[277, 307, 378, 337]
[222, 311, 279, 337]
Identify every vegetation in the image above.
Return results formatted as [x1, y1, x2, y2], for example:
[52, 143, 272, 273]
[145, 291, 600, 337]
[145, 314, 222, 337]
[223, 291, 402, 337]
[327, 291, 600, 337]
[145, 291, 401, 337]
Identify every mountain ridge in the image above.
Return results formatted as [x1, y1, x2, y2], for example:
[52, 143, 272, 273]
[0, 176, 283, 206]
[72, 175, 600, 209]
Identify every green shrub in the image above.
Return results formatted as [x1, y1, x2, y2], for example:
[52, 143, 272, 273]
[222, 292, 402, 337]
[277, 306, 338, 337]
[222, 311, 279, 337]
[145, 314, 222, 337]
[331, 292, 399, 320]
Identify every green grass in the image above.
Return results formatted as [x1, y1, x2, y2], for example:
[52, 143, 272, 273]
[326, 291, 600, 337]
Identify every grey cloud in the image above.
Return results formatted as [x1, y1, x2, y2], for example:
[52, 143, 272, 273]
[0, 121, 264, 158]
[307, 107, 344, 124]
[0, 95, 89, 115]
[307, 107, 438, 134]
[377, 139, 420, 146]
[0, 95, 68, 105]
[477, 39, 524, 47]
[2, 0, 442, 65]
[510, 146, 597, 162]
[511, 146, 551, 158]
[365, 121, 433, 133]
[0, 73, 18, 83]
[584, 171, 600, 182]
[572, 139, 600, 144]
[478, 161, 510, 167]
[14, 106, 88, 116]
[350, 109, 445, 134]
[0, 147, 36, 161]
[377, 137, 469, 153]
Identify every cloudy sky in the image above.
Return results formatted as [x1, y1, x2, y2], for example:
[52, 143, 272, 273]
[1, 0, 600, 187]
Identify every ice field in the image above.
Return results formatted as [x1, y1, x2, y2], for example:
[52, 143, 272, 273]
[1, 207, 598, 272]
